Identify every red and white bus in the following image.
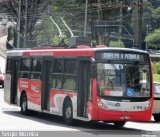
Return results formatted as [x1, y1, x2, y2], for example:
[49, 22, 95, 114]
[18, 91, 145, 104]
[4, 47, 153, 127]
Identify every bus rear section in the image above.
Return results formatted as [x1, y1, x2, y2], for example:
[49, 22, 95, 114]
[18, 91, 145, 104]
[87, 50, 153, 126]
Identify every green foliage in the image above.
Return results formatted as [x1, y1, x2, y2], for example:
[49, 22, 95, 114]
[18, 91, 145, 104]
[64, 38, 69, 45]
[143, 1, 153, 26]
[51, 36, 60, 45]
[142, 1, 160, 49]
[145, 29, 160, 48]
[109, 40, 124, 48]
[0, 0, 52, 39]
[152, 61, 160, 74]
[150, 1, 160, 8]
[37, 15, 56, 45]
[152, 7, 160, 30]
[49, 0, 85, 37]
[153, 74, 160, 82]
[153, 7, 160, 18]
[37, 14, 71, 46]
[91, 40, 96, 47]
[3, 0, 160, 48]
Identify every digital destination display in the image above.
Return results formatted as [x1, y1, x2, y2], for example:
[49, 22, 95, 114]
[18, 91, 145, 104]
[96, 52, 149, 62]
[102, 53, 139, 60]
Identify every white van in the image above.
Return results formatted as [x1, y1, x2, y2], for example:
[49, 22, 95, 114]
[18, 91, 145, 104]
[153, 82, 160, 122]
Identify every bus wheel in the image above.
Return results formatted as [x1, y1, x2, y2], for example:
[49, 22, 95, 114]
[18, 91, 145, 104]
[114, 121, 126, 128]
[2, 83, 4, 88]
[153, 114, 160, 122]
[20, 94, 29, 115]
[63, 99, 74, 125]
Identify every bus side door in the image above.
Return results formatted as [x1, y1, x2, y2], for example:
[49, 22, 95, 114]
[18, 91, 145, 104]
[41, 57, 52, 111]
[77, 58, 91, 117]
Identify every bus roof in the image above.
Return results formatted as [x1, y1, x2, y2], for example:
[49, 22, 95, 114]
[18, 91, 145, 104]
[6, 47, 148, 57]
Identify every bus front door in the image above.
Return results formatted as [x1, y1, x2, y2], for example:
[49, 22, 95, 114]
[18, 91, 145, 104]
[77, 60, 90, 117]
[41, 58, 52, 111]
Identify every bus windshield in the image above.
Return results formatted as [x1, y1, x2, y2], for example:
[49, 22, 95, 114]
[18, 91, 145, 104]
[97, 63, 151, 98]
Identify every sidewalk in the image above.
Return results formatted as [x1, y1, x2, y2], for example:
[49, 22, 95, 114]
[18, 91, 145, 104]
[0, 90, 20, 113]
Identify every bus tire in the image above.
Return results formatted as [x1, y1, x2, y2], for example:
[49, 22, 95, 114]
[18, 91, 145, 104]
[2, 83, 4, 88]
[153, 114, 160, 122]
[20, 93, 29, 115]
[63, 99, 74, 125]
[114, 121, 126, 128]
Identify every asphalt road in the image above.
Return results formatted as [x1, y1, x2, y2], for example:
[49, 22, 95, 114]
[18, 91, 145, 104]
[0, 89, 160, 137]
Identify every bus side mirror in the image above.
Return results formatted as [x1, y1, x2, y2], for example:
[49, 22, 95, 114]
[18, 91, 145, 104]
[91, 65, 96, 78]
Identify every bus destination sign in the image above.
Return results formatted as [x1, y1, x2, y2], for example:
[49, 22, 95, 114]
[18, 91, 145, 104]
[102, 53, 139, 60]
[96, 52, 148, 61]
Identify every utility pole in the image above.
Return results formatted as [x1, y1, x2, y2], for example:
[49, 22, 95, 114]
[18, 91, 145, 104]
[146, 24, 149, 51]
[133, 0, 143, 49]
[84, 0, 88, 37]
[119, 0, 122, 41]
[17, 0, 21, 48]
[24, 0, 28, 48]
[97, 0, 102, 20]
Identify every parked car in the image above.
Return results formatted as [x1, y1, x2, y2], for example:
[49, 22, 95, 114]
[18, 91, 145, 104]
[153, 82, 160, 122]
[141, 81, 160, 122]
[0, 70, 4, 88]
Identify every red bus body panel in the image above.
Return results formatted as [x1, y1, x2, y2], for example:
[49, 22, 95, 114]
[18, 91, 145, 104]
[88, 78, 153, 122]
[88, 101, 152, 121]
[22, 49, 95, 58]
[18, 79, 42, 106]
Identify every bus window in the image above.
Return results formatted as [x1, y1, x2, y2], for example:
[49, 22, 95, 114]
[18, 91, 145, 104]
[32, 58, 41, 72]
[19, 58, 31, 78]
[30, 58, 41, 79]
[53, 59, 63, 73]
[63, 76, 76, 91]
[52, 75, 62, 89]
[20, 58, 31, 71]
[64, 60, 77, 74]
[97, 63, 151, 97]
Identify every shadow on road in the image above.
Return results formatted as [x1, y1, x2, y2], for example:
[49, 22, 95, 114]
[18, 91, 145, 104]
[3, 110, 146, 136]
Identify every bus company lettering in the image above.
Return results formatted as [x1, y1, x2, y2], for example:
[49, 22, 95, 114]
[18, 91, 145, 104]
[30, 52, 53, 56]
[20, 81, 29, 88]
[31, 85, 39, 93]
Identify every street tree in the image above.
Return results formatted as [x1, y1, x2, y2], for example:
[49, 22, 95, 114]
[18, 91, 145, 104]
[145, 29, 160, 49]
[0, 0, 53, 47]
[109, 40, 124, 48]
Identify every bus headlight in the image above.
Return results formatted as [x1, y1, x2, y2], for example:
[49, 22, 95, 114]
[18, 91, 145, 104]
[145, 102, 151, 110]
[97, 100, 109, 110]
